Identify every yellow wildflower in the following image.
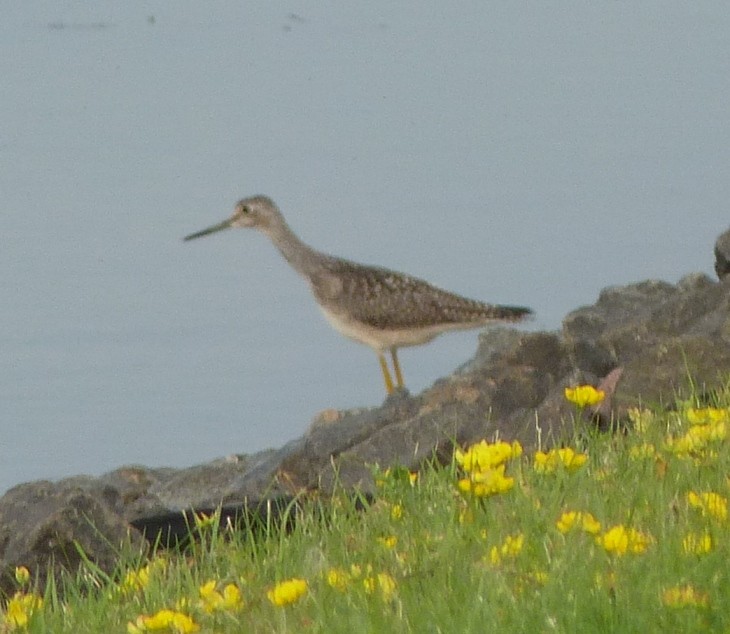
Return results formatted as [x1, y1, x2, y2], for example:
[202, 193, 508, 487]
[629, 443, 656, 461]
[375, 466, 417, 488]
[457, 464, 514, 497]
[198, 580, 243, 613]
[694, 421, 726, 442]
[267, 578, 307, 606]
[14, 567, 30, 586]
[377, 535, 398, 549]
[596, 525, 652, 555]
[664, 434, 692, 456]
[564, 385, 605, 407]
[527, 570, 549, 585]
[662, 585, 710, 608]
[120, 558, 167, 594]
[122, 569, 150, 594]
[455, 439, 523, 473]
[666, 410, 728, 457]
[363, 573, 397, 600]
[390, 504, 403, 520]
[192, 509, 219, 531]
[489, 533, 525, 565]
[128, 609, 199, 633]
[556, 511, 601, 535]
[534, 447, 588, 473]
[686, 407, 728, 426]
[682, 532, 713, 555]
[326, 568, 350, 591]
[3, 592, 43, 630]
[687, 491, 728, 521]
[222, 585, 242, 610]
[627, 407, 654, 433]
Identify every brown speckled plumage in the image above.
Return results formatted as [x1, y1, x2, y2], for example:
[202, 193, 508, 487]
[310, 258, 530, 331]
[184, 196, 532, 394]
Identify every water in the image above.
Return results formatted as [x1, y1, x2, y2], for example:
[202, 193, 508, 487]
[2, 2, 729, 494]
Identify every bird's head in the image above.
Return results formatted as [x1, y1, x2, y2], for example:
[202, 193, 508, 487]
[183, 195, 281, 241]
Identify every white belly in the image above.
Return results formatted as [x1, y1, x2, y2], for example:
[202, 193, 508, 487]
[318, 305, 477, 352]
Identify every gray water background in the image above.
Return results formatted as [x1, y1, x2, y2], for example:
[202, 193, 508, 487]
[2, 2, 729, 494]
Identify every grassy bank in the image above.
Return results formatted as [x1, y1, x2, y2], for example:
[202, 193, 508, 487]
[5, 381, 730, 633]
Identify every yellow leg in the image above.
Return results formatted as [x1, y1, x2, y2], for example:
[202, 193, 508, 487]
[390, 348, 404, 389]
[378, 353, 395, 394]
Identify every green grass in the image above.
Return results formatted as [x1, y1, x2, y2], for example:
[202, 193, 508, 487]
[7, 381, 730, 633]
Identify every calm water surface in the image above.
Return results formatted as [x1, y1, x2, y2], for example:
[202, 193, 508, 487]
[2, 2, 729, 493]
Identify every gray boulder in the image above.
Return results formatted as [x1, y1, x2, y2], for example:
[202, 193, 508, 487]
[0, 479, 146, 597]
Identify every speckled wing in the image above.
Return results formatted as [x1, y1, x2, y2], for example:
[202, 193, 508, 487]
[309, 258, 531, 330]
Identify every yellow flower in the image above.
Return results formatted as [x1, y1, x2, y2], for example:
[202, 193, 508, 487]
[120, 558, 167, 594]
[122, 568, 150, 594]
[627, 407, 654, 433]
[527, 570, 549, 585]
[375, 466, 417, 488]
[326, 568, 350, 591]
[192, 509, 219, 531]
[556, 511, 601, 535]
[666, 410, 728, 457]
[692, 421, 727, 442]
[489, 533, 525, 565]
[377, 535, 398, 549]
[457, 464, 514, 497]
[455, 439, 523, 473]
[629, 443, 656, 461]
[390, 504, 403, 520]
[129, 609, 199, 633]
[686, 407, 728, 426]
[663, 434, 690, 456]
[687, 491, 728, 521]
[267, 578, 307, 606]
[534, 447, 588, 473]
[662, 585, 710, 608]
[363, 573, 397, 600]
[564, 385, 605, 407]
[14, 567, 30, 586]
[682, 532, 713, 555]
[596, 525, 652, 555]
[4, 592, 43, 629]
[198, 580, 243, 613]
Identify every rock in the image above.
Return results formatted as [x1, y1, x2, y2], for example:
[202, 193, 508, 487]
[2, 232, 729, 593]
[564, 273, 729, 417]
[715, 228, 730, 280]
[0, 479, 146, 598]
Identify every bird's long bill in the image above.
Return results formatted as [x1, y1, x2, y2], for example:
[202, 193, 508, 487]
[183, 218, 233, 241]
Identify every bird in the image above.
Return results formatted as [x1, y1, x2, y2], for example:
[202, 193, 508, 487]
[184, 196, 532, 395]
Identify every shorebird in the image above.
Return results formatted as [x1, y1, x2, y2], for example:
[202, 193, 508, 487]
[184, 196, 532, 394]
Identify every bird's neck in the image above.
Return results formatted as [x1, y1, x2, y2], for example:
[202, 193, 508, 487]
[262, 219, 322, 278]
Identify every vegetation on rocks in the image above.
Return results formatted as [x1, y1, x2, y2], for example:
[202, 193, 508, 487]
[3, 379, 730, 633]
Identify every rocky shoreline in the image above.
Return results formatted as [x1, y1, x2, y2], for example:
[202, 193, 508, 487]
[1, 229, 728, 597]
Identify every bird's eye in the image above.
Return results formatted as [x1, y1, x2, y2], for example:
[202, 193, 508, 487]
[240, 205, 250, 214]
